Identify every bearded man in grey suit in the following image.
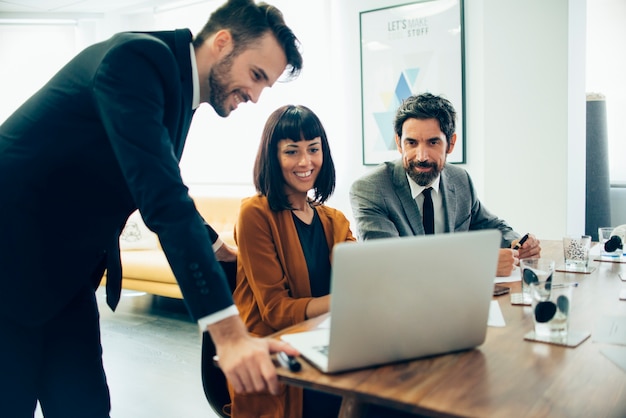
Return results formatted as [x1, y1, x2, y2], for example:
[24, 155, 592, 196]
[0, 0, 303, 416]
[350, 93, 541, 276]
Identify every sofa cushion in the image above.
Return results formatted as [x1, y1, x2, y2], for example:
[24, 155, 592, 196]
[193, 196, 242, 247]
[119, 210, 159, 251]
[121, 250, 176, 284]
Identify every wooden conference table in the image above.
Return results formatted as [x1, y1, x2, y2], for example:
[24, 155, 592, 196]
[273, 240, 626, 417]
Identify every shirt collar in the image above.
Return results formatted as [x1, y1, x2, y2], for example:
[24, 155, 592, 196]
[189, 43, 200, 109]
[407, 172, 441, 199]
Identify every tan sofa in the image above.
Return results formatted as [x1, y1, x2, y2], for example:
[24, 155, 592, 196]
[102, 196, 242, 299]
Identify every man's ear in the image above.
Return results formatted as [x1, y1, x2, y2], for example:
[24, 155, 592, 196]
[212, 29, 233, 56]
[446, 133, 457, 154]
[395, 134, 403, 153]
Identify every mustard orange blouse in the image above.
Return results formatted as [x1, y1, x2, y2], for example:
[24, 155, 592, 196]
[230, 194, 355, 418]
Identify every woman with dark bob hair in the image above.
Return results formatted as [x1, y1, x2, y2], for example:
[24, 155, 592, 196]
[229, 104, 355, 418]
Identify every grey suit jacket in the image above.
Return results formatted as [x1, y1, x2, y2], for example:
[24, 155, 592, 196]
[349, 160, 519, 247]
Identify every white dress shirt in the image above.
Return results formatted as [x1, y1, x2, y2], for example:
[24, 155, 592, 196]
[189, 44, 239, 331]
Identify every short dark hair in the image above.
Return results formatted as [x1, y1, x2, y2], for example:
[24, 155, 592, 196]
[393, 93, 457, 145]
[253, 105, 336, 211]
[192, 0, 302, 80]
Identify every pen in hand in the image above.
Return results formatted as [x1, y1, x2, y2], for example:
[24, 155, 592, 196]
[277, 351, 301, 372]
[513, 233, 530, 250]
[551, 282, 578, 289]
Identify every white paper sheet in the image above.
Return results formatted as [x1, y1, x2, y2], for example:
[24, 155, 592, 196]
[487, 300, 506, 327]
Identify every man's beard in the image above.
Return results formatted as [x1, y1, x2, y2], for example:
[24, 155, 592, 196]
[208, 52, 236, 117]
[406, 160, 442, 186]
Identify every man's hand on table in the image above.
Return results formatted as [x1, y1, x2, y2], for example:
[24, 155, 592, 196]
[208, 315, 299, 395]
[496, 248, 518, 277]
[513, 234, 541, 260]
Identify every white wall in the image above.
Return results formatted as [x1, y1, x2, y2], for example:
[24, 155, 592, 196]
[0, 23, 77, 120]
[0, 0, 595, 240]
[586, 0, 626, 184]
[478, 0, 586, 239]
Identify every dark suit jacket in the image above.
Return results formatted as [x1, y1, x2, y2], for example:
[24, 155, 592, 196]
[349, 160, 520, 247]
[0, 29, 232, 326]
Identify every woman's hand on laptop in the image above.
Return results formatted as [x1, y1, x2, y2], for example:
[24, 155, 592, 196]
[496, 248, 518, 277]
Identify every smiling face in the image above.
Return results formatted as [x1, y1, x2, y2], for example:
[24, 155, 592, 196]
[277, 137, 323, 200]
[396, 118, 456, 186]
[201, 32, 287, 117]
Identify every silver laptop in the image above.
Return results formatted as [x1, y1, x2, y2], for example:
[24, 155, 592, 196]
[281, 229, 500, 373]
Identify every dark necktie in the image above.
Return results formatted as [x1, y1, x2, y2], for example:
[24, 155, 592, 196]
[106, 232, 123, 311]
[422, 187, 434, 235]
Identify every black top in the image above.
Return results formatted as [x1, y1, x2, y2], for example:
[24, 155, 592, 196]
[292, 209, 331, 297]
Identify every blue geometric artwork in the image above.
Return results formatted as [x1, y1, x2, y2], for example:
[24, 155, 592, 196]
[360, 1, 464, 165]
[372, 68, 420, 150]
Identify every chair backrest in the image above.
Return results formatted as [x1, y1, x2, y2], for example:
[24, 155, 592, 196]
[201, 260, 237, 418]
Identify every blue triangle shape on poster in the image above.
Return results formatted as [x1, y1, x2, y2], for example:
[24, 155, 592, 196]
[373, 111, 396, 150]
[395, 73, 411, 103]
[405, 68, 420, 86]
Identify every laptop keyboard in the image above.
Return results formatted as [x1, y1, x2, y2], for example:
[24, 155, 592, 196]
[314, 344, 329, 357]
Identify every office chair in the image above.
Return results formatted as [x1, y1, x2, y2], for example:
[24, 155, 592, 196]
[201, 260, 237, 418]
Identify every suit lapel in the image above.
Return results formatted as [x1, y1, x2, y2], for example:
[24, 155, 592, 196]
[441, 165, 456, 233]
[172, 29, 194, 159]
[150, 29, 194, 159]
[390, 160, 425, 235]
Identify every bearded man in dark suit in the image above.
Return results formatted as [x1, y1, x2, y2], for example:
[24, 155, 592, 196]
[0, 0, 302, 416]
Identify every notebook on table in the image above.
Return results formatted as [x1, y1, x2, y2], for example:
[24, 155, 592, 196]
[281, 229, 501, 373]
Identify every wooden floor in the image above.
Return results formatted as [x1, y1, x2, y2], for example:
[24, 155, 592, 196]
[36, 288, 220, 418]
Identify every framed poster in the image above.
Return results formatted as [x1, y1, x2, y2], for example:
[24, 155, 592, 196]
[360, 0, 465, 165]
